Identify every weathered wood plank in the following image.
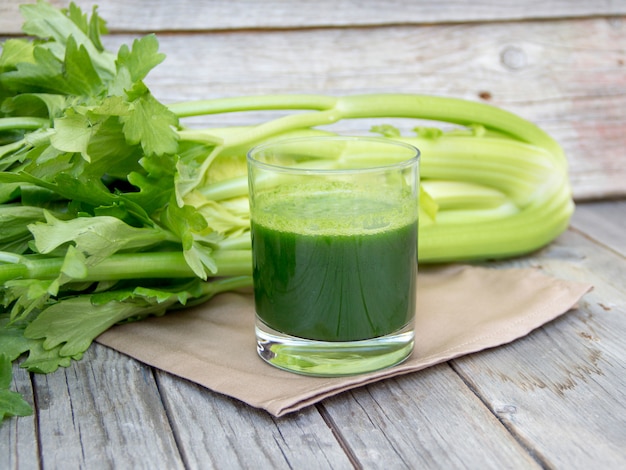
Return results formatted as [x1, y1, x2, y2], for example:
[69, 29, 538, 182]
[31, 343, 185, 469]
[449, 213, 626, 468]
[452, 308, 626, 468]
[106, 17, 622, 200]
[452, 303, 626, 467]
[4, 338, 355, 469]
[320, 363, 541, 468]
[570, 199, 626, 257]
[1, 0, 626, 33]
[154, 371, 354, 469]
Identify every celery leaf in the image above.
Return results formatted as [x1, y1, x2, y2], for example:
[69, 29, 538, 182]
[116, 34, 166, 83]
[120, 86, 179, 156]
[19, 0, 115, 78]
[1, 92, 68, 119]
[62, 35, 104, 97]
[22, 281, 204, 358]
[0, 46, 66, 94]
[0, 316, 32, 361]
[0, 205, 46, 249]
[0, 354, 33, 422]
[0, 172, 153, 226]
[49, 111, 93, 158]
[29, 212, 172, 263]
[2, 279, 52, 322]
[0, 39, 35, 70]
[19, 341, 81, 373]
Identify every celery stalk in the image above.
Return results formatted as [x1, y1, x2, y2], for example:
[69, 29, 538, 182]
[169, 93, 573, 263]
[0, 250, 252, 284]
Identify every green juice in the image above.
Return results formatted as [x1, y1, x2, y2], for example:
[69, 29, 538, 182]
[251, 188, 417, 342]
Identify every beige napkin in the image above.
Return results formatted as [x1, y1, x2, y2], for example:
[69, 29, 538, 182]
[96, 265, 592, 417]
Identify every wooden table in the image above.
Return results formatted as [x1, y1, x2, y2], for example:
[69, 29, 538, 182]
[2, 1, 626, 468]
[2, 200, 625, 468]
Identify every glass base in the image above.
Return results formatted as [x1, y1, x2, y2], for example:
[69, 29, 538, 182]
[256, 318, 414, 377]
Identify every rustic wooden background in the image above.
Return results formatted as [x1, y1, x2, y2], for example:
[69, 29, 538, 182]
[1, 0, 625, 201]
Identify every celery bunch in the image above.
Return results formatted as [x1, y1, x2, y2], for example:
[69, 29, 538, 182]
[170, 93, 573, 262]
[0, 1, 573, 420]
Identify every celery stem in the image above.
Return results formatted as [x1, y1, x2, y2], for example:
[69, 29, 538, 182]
[0, 117, 49, 131]
[0, 250, 252, 283]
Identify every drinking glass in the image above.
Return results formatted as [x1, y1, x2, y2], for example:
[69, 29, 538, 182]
[247, 136, 420, 376]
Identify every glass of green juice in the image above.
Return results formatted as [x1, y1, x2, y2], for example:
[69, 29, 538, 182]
[247, 136, 420, 376]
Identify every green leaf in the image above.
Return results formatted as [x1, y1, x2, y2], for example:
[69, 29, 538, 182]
[116, 34, 166, 83]
[2, 279, 52, 322]
[129, 153, 176, 205]
[189, 194, 250, 234]
[1, 93, 67, 119]
[0, 354, 12, 389]
[0, 388, 33, 421]
[0, 205, 46, 253]
[0, 39, 35, 71]
[184, 241, 218, 279]
[0, 316, 32, 361]
[0, 205, 46, 242]
[19, 340, 80, 373]
[48, 244, 88, 293]
[121, 84, 179, 156]
[0, 332, 34, 422]
[0, 46, 66, 94]
[23, 148, 85, 185]
[91, 279, 202, 306]
[90, 95, 131, 117]
[173, 144, 220, 204]
[29, 212, 172, 263]
[0, 182, 21, 203]
[0, 171, 153, 226]
[86, 6, 109, 52]
[24, 293, 172, 357]
[19, 0, 115, 78]
[0, 354, 33, 421]
[49, 111, 93, 159]
[19, 184, 66, 207]
[84, 114, 144, 178]
[62, 35, 104, 97]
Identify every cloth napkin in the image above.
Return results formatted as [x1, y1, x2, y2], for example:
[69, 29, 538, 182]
[96, 265, 592, 417]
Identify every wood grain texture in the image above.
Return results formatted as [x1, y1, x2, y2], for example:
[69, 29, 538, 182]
[96, 17, 624, 200]
[31, 344, 185, 469]
[454, 296, 626, 468]
[155, 371, 353, 469]
[1, 0, 626, 33]
[570, 200, 626, 257]
[321, 364, 541, 468]
[453, 206, 626, 468]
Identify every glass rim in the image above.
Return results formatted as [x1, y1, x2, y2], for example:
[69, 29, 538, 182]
[247, 135, 420, 174]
